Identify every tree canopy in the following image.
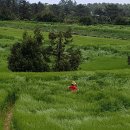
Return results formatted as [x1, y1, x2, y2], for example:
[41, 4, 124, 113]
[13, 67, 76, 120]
[0, 0, 130, 25]
[8, 28, 82, 72]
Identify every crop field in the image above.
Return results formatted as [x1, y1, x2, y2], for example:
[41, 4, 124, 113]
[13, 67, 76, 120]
[0, 21, 130, 130]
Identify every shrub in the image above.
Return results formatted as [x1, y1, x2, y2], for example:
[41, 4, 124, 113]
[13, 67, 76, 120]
[114, 16, 130, 25]
[8, 28, 50, 72]
[8, 28, 82, 72]
[79, 16, 93, 25]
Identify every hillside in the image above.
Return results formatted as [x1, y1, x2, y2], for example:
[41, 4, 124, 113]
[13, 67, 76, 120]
[0, 21, 130, 130]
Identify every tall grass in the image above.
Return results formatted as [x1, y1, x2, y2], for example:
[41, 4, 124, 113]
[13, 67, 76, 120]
[0, 21, 130, 39]
[0, 89, 9, 130]
[1, 71, 130, 130]
[0, 89, 8, 111]
[0, 21, 130, 130]
[9, 71, 130, 130]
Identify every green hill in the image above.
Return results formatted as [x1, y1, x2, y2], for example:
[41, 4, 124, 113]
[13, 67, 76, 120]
[0, 21, 130, 130]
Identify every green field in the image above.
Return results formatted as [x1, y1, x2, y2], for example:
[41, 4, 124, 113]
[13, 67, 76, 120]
[0, 21, 130, 130]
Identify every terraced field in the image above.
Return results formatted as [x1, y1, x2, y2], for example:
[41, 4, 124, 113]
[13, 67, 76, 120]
[0, 21, 130, 130]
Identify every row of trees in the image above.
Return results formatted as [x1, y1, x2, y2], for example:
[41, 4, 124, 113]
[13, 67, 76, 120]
[8, 28, 81, 72]
[0, 0, 130, 25]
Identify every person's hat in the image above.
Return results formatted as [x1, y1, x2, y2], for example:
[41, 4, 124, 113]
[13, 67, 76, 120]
[72, 81, 76, 85]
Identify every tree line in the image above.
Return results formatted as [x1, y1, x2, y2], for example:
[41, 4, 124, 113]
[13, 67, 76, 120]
[0, 0, 130, 25]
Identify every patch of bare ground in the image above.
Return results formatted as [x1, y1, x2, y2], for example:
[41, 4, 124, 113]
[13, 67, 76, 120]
[4, 104, 14, 130]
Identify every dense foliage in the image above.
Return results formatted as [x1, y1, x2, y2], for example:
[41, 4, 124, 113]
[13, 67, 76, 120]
[0, 0, 130, 25]
[8, 28, 50, 72]
[48, 29, 81, 71]
[8, 28, 81, 72]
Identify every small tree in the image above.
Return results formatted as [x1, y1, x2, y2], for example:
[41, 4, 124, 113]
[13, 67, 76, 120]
[8, 28, 82, 72]
[49, 29, 81, 71]
[68, 47, 81, 70]
[8, 28, 50, 72]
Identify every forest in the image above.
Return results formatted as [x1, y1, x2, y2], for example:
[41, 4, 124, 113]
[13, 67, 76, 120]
[0, 0, 130, 25]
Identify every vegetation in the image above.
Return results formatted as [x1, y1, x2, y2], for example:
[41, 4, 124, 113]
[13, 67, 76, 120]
[1, 0, 130, 129]
[8, 27, 81, 72]
[1, 71, 130, 130]
[0, 20, 130, 130]
[1, 21, 130, 40]
[0, 0, 130, 25]
[49, 29, 81, 71]
[8, 28, 50, 72]
[79, 17, 93, 25]
[1, 21, 130, 72]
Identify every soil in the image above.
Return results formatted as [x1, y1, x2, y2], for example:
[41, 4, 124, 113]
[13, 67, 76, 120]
[4, 104, 14, 130]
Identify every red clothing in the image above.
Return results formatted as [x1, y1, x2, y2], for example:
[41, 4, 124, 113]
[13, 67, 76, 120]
[69, 85, 78, 91]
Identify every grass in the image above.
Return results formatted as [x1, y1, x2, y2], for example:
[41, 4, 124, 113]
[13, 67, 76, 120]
[80, 56, 130, 71]
[1, 21, 130, 39]
[1, 26, 130, 72]
[0, 89, 9, 130]
[0, 71, 129, 130]
[0, 21, 130, 130]
[0, 89, 8, 111]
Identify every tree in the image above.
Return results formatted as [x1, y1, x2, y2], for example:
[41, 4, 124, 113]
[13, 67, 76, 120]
[68, 47, 81, 70]
[0, 0, 130, 24]
[58, 0, 77, 23]
[79, 16, 93, 25]
[36, 12, 57, 22]
[49, 29, 81, 71]
[75, 4, 90, 18]
[18, 0, 31, 20]
[8, 28, 50, 72]
[8, 28, 81, 72]
[114, 16, 130, 25]
[104, 4, 123, 23]
[0, 0, 18, 20]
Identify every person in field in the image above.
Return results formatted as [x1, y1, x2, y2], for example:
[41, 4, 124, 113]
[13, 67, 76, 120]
[68, 81, 78, 92]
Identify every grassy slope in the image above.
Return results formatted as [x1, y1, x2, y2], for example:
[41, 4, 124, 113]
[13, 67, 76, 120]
[0, 21, 130, 39]
[0, 21, 130, 130]
[1, 26, 130, 72]
[0, 71, 130, 130]
[80, 56, 130, 71]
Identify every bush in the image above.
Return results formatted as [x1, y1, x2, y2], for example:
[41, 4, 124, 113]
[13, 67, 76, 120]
[36, 13, 59, 22]
[8, 28, 50, 72]
[114, 16, 130, 25]
[79, 16, 93, 25]
[8, 28, 82, 72]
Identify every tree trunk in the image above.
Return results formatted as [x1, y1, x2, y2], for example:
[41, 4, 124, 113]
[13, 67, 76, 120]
[128, 56, 130, 65]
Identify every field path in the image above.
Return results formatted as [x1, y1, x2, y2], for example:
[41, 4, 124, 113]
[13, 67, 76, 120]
[4, 104, 14, 130]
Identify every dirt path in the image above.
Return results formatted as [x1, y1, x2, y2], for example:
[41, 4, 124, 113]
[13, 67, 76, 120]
[4, 104, 14, 130]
